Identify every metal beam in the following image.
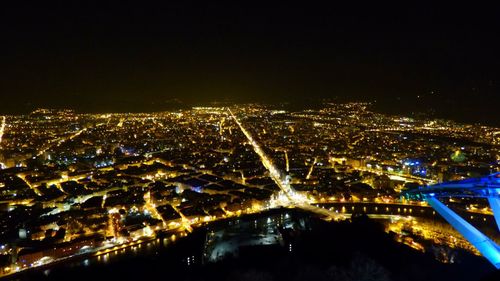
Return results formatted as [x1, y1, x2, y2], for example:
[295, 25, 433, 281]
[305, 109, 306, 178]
[488, 196, 500, 232]
[426, 196, 500, 269]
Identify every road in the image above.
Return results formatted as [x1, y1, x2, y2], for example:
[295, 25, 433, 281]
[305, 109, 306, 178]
[36, 128, 87, 157]
[228, 109, 295, 197]
[305, 157, 317, 180]
[0, 116, 6, 168]
[170, 204, 194, 233]
[0, 116, 5, 147]
[17, 174, 42, 196]
[228, 108, 342, 219]
[354, 167, 436, 184]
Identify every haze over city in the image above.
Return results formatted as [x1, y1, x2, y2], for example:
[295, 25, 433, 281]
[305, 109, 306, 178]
[2, 2, 500, 125]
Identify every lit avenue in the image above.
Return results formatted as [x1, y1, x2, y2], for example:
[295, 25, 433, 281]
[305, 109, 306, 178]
[0, 103, 499, 277]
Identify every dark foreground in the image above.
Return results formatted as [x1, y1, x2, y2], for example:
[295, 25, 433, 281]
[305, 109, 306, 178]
[5, 210, 499, 281]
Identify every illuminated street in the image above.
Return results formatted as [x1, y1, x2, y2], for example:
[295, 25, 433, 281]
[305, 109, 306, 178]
[1, 3, 500, 280]
[0, 116, 5, 148]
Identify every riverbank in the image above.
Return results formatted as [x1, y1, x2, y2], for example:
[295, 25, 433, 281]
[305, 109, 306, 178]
[3, 207, 498, 281]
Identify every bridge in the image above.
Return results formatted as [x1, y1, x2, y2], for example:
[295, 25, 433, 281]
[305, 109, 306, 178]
[403, 173, 500, 269]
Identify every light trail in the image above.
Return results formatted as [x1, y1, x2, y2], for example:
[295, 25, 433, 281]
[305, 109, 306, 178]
[171, 204, 193, 233]
[354, 167, 436, 184]
[0, 116, 6, 168]
[219, 118, 224, 136]
[228, 108, 293, 197]
[228, 108, 342, 219]
[36, 128, 87, 157]
[305, 157, 317, 180]
[284, 150, 289, 172]
[17, 174, 42, 196]
[0, 116, 5, 148]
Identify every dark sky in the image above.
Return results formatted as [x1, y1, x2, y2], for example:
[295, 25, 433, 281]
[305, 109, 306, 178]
[1, 2, 499, 124]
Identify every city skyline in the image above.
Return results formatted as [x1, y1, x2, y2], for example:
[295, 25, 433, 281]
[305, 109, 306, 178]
[0, 103, 499, 280]
[1, 2, 500, 281]
[1, 3, 500, 126]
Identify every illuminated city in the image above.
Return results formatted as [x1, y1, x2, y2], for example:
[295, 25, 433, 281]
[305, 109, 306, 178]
[2, 2, 500, 281]
[0, 104, 498, 280]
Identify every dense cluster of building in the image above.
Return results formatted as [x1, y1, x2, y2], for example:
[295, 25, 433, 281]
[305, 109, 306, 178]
[0, 103, 498, 275]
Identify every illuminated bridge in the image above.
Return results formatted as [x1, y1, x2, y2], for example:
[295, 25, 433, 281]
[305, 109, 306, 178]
[403, 173, 500, 269]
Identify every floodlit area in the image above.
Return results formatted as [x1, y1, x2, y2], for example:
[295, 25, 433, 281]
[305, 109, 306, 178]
[0, 104, 498, 277]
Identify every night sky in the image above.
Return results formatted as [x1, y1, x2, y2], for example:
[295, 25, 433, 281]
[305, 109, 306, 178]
[1, 2, 499, 125]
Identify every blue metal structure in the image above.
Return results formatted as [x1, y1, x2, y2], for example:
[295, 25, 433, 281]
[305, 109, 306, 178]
[403, 173, 500, 269]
